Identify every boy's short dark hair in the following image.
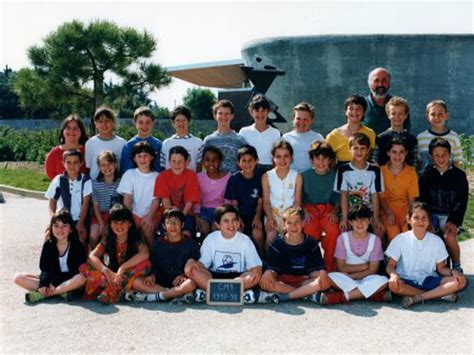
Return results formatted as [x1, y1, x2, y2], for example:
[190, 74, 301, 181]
[133, 106, 154, 122]
[349, 133, 371, 148]
[428, 137, 451, 155]
[385, 137, 408, 153]
[237, 144, 259, 161]
[426, 99, 448, 114]
[132, 141, 156, 159]
[169, 145, 190, 161]
[292, 101, 315, 119]
[163, 207, 185, 224]
[171, 105, 192, 121]
[348, 204, 372, 221]
[94, 105, 116, 123]
[408, 201, 431, 219]
[202, 145, 223, 162]
[62, 149, 83, 162]
[344, 94, 367, 112]
[282, 206, 305, 221]
[214, 204, 240, 224]
[308, 141, 336, 166]
[248, 95, 270, 111]
[213, 99, 235, 115]
[271, 139, 294, 157]
[385, 96, 409, 115]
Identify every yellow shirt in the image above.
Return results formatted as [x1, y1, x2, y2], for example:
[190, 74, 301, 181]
[325, 125, 376, 163]
[380, 164, 419, 207]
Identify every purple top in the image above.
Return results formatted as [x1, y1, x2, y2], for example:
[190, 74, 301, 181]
[197, 172, 231, 209]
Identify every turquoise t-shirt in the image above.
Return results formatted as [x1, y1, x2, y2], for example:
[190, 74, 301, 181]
[302, 169, 339, 205]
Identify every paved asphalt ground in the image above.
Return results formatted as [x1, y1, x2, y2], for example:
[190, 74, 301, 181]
[1, 192, 473, 353]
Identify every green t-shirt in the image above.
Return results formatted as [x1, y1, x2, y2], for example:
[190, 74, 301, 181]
[302, 169, 339, 205]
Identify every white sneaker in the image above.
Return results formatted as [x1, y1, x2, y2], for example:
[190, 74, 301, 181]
[124, 291, 155, 302]
[183, 292, 195, 304]
[440, 293, 458, 303]
[257, 290, 280, 304]
[195, 289, 206, 303]
[243, 289, 256, 304]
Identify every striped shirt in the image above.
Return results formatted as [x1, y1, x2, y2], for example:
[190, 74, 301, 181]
[416, 129, 463, 170]
[92, 179, 121, 212]
[201, 131, 248, 173]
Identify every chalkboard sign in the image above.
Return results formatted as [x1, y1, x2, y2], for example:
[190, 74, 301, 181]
[206, 279, 243, 306]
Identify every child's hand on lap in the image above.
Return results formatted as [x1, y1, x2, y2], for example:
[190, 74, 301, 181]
[260, 270, 276, 290]
[252, 216, 262, 230]
[329, 210, 339, 224]
[143, 275, 155, 287]
[266, 218, 276, 232]
[339, 217, 349, 231]
[444, 222, 457, 239]
[173, 274, 187, 286]
[386, 210, 396, 225]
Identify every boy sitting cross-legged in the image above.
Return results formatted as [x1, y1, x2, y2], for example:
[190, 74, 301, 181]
[185, 204, 262, 304]
[125, 208, 200, 303]
[259, 206, 330, 303]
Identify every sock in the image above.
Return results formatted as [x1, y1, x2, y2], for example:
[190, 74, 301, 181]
[277, 293, 290, 302]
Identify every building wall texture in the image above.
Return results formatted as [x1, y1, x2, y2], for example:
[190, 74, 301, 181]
[241, 35, 474, 135]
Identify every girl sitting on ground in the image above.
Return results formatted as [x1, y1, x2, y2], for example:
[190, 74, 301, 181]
[319, 205, 390, 304]
[80, 204, 150, 304]
[386, 202, 466, 308]
[14, 209, 87, 303]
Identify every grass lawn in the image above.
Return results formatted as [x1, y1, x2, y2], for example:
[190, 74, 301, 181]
[459, 196, 474, 241]
[0, 168, 50, 191]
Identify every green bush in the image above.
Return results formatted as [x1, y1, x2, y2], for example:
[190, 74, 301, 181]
[460, 134, 473, 169]
[0, 123, 213, 163]
[0, 127, 58, 163]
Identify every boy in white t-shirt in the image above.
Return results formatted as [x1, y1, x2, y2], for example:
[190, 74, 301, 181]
[185, 204, 263, 304]
[282, 102, 324, 173]
[386, 202, 466, 309]
[239, 95, 281, 172]
[85, 106, 126, 179]
[117, 141, 160, 248]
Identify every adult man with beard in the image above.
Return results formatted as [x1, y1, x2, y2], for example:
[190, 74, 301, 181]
[364, 67, 410, 135]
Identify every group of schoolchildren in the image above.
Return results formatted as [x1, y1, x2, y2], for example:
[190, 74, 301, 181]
[14, 92, 469, 309]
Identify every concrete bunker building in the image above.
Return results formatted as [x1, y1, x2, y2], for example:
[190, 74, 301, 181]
[169, 34, 474, 135]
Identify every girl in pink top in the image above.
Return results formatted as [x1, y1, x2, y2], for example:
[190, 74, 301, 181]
[318, 205, 390, 305]
[196, 146, 231, 238]
[45, 115, 89, 179]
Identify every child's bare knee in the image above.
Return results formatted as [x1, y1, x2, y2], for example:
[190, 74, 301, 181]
[13, 273, 23, 285]
[389, 282, 400, 293]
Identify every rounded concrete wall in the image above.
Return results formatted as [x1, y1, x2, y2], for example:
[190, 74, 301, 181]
[241, 34, 474, 135]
